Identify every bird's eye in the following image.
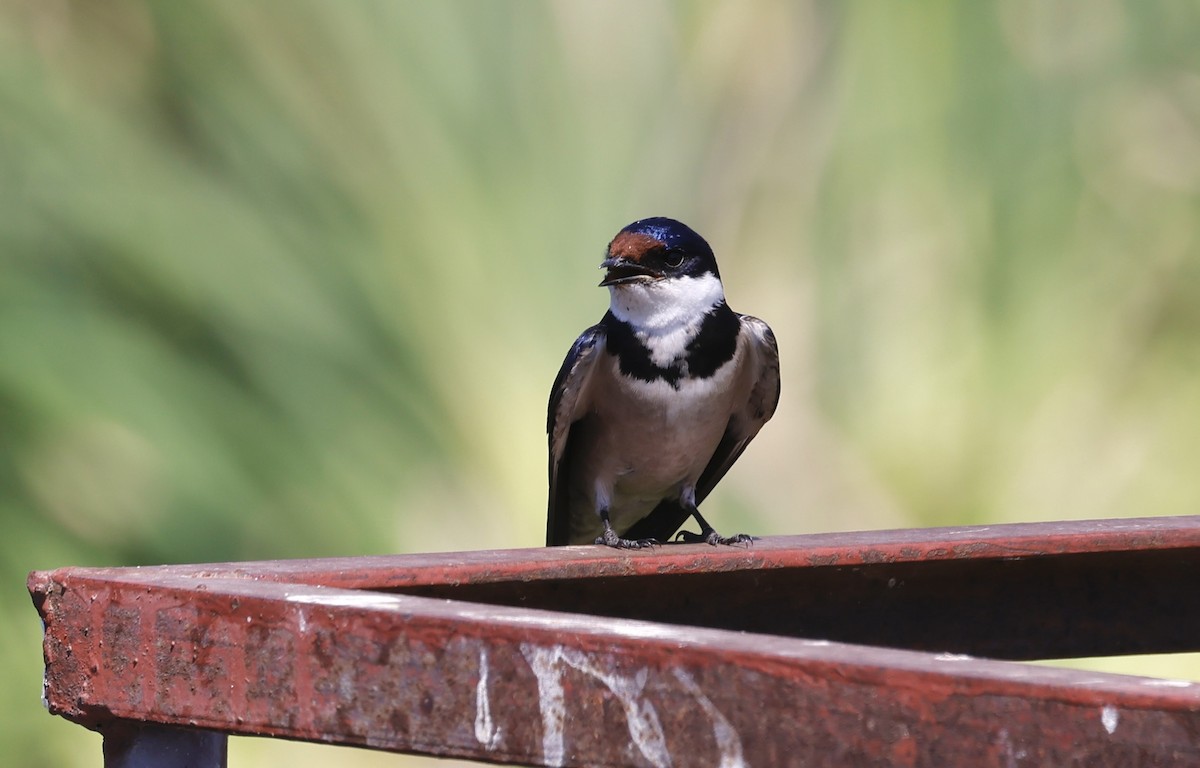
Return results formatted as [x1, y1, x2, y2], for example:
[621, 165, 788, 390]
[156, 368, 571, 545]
[664, 250, 685, 269]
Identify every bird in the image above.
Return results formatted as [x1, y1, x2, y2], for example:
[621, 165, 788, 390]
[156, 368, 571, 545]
[546, 217, 780, 548]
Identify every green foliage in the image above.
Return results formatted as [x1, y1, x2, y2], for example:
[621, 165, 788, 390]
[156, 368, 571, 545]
[2, 2, 1199, 765]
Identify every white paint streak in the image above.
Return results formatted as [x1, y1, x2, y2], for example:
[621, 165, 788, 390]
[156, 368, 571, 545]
[996, 728, 1016, 768]
[521, 644, 671, 768]
[558, 648, 670, 768]
[673, 669, 745, 768]
[1143, 678, 1194, 688]
[451, 604, 682, 641]
[996, 726, 1029, 765]
[285, 593, 406, 609]
[1101, 705, 1119, 735]
[521, 646, 567, 767]
[474, 649, 503, 750]
[934, 652, 974, 661]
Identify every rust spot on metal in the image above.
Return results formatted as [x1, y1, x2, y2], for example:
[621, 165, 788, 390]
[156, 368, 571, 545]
[860, 549, 894, 564]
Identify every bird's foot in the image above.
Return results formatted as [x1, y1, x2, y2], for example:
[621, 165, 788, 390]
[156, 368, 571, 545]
[676, 529, 757, 547]
[595, 529, 659, 549]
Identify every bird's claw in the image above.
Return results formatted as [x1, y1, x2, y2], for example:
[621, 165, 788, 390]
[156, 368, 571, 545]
[595, 529, 660, 549]
[675, 529, 757, 547]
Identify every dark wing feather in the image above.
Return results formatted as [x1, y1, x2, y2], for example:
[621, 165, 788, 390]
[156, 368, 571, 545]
[546, 324, 606, 546]
[623, 315, 780, 542]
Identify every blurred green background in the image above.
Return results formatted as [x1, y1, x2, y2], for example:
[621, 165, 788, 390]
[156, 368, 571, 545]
[3, 1, 1199, 765]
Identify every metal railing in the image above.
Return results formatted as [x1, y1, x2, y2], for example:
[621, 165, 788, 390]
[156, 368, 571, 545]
[28, 515, 1200, 766]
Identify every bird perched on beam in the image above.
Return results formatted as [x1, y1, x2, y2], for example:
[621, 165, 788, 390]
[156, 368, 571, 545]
[546, 217, 780, 548]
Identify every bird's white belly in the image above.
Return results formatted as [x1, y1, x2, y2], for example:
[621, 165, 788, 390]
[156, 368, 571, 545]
[579, 359, 742, 537]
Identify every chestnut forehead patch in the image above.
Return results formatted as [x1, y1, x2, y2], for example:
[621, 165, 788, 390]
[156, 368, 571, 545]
[607, 231, 664, 262]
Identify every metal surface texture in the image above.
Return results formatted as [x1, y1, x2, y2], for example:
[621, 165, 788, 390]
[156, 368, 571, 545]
[29, 515, 1200, 766]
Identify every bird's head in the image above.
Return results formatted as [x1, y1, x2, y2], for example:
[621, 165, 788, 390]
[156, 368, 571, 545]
[599, 218, 726, 330]
[600, 217, 720, 286]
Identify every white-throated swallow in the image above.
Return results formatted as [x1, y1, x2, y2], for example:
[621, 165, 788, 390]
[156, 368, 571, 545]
[546, 217, 780, 548]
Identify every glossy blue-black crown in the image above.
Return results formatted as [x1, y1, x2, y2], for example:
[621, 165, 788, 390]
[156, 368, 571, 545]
[621, 217, 713, 255]
[619, 217, 719, 278]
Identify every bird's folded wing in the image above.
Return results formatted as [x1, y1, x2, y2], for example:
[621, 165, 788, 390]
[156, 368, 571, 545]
[546, 324, 606, 546]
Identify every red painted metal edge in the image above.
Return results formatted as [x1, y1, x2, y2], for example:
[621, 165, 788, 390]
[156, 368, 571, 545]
[29, 519, 1200, 767]
[37, 515, 1200, 590]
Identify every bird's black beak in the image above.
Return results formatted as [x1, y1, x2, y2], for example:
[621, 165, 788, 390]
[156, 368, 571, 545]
[599, 257, 662, 287]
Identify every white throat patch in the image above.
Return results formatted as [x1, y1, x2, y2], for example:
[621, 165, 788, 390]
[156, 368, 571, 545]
[608, 272, 726, 368]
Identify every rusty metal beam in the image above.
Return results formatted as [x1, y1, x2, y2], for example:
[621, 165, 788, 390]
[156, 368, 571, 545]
[42, 515, 1200, 659]
[29, 516, 1200, 766]
[74, 514, 1200, 590]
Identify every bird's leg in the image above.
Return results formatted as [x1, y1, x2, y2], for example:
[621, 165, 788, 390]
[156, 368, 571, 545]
[675, 504, 756, 546]
[594, 508, 659, 549]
